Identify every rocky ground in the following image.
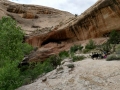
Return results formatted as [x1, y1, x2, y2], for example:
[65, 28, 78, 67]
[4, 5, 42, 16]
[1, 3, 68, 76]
[17, 55, 120, 90]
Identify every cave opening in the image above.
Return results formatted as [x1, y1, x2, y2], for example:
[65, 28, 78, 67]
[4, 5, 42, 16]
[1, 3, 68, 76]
[41, 38, 69, 46]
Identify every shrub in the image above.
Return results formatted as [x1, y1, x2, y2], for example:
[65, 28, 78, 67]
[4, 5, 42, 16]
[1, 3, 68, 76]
[83, 49, 91, 54]
[85, 39, 96, 50]
[101, 42, 111, 53]
[106, 54, 120, 61]
[78, 45, 84, 51]
[0, 17, 24, 61]
[108, 30, 120, 52]
[116, 44, 120, 54]
[70, 44, 83, 53]
[108, 30, 120, 44]
[116, 44, 120, 49]
[69, 51, 74, 58]
[59, 51, 69, 59]
[70, 45, 78, 53]
[48, 55, 62, 69]
[0, 60, 22, 90]
[0, 17, 34, 90]
[22, 43, 33, 55]
[116, 49, 120, 54]
[72, 55, 86, 62]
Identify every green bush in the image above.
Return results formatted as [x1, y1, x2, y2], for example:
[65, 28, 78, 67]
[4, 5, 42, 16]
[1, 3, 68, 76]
[70, 45, 78, 53]
[18, 62, 47, 85]
[72, 55, 86, 62]
[0, 17, 24, 61]
[78, 45, 84, 51]
[101, 42, 111, 53]
[59, 50, 69, 59]
[22, 43, 33, 55]
[108, 30, 120, 44]
[48, 55, 62, 69]
[106, 54, 120, 61]
[116, 44, 120, 49]
[0, 17, 34, 90]
[85, 39, 96, 50]
[116, 49, 120, 54]
[108, 30, 120, 52]
[0, 60, 22, 90]
[70, 44, 83, 53]
[83, 49, 91, 54]
[116, 44, 120, 54]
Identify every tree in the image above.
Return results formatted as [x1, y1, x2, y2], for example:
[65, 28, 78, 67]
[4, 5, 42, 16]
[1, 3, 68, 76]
[75, 14, 78, 17]
[108, 30, 120, 52]
[0, 17, 33, 90]
[0, 17, 25, 61]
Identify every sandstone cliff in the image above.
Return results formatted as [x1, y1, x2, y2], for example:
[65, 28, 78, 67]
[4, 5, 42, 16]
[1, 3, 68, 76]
[23, 0, 120, 62]
[26, 0, 120, 47]
[0, 0, 73, 35]
[1, 0, 120, 61]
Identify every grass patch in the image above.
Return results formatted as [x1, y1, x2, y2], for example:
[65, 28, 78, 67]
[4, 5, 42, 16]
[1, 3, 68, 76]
[72, 55, 86, 62]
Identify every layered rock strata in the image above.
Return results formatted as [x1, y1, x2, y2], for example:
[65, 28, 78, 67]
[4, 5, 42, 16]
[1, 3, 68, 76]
[26, 0, 120, 47]
[0, 0, 73, 34]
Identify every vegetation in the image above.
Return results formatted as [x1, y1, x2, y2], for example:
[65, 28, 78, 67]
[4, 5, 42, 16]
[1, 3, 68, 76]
[83, 49, 91, 54]
[22, 43, 33, 55]
[108, 30, 120, 52]
[59, 50, 69, 59]
[116, 45, 120, 54]
[108, 30, 120, 44]
[85, 39, 96, 50]
[106, 43, 120, 61]
[82, 39, 96, 53]
[0, 17, 30, 90]
[70, 44, 83, 53]
[75, 14, 78, 17]
[0, 17, 53, 90]
[47, 55, 63, 69]
[0, 17, 24, 61]
[3, 16, 116, 89]
[100, 30, 120, 61]
[106, 54, 120, 61]
[101, 41, 111, 53]
[72, 55, 86, 62]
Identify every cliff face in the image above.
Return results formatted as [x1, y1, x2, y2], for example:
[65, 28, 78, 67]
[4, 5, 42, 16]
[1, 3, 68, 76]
[1, 0, 120, 61]
[0, 0, 73, 35]
[26, 0, 120, 47]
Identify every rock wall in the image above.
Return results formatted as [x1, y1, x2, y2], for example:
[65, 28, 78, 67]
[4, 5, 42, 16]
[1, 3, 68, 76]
[26, 0, 120, 47]
[6, 4, 60, 19]
[0, 0, 73, 34]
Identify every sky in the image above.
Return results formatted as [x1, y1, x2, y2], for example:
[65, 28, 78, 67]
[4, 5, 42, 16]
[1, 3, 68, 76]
[9, 0, 98, 15]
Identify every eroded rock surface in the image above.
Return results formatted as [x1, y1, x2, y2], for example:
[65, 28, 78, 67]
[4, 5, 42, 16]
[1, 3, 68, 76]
[1, 0, 116, 62]
[26, 0, 120, 47]
[17, 58, 120, 90]
[24, 0, 120, 62]
[0, 0, 73, 35]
